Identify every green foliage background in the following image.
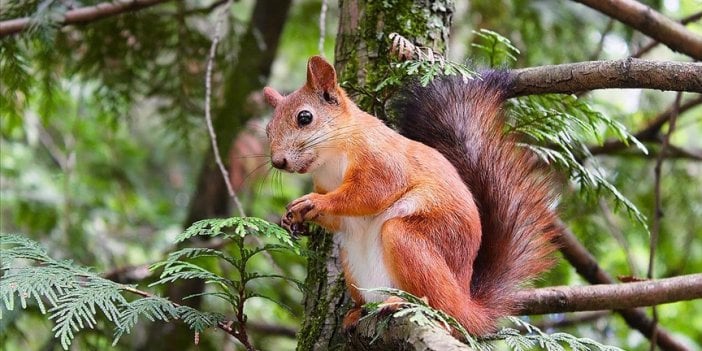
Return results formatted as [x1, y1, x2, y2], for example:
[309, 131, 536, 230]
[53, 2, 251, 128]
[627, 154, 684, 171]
[1, 0, 701, 350]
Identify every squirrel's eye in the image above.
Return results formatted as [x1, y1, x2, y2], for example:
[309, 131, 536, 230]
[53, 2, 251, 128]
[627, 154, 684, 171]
[297, 110, 313, 127]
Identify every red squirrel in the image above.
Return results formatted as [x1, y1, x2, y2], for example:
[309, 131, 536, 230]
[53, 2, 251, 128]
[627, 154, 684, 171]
[262, 56, 558, 335]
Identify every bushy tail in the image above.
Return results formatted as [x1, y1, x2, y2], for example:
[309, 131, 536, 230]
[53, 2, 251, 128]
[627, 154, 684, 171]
[393, 72, 559, 319]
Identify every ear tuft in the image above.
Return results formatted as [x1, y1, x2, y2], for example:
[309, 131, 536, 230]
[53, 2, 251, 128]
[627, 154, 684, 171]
[263, 87, 283, 108]
[306, 56, 337, 94]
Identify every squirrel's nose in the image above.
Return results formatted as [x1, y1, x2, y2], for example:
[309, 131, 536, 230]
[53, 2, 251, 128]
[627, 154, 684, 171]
[271, 155, 287, 170]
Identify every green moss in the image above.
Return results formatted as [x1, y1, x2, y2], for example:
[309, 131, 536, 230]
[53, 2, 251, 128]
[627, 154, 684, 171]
[338, 0, 454, 119]
[296, 229, 348, 351]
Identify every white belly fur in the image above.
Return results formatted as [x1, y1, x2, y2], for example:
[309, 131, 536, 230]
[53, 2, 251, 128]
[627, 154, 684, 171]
[338, 214, 395, 303]
[313, 152, 412, 303]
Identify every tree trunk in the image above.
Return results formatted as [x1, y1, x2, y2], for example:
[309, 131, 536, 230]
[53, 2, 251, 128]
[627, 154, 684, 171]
[296, 1, 453, 350]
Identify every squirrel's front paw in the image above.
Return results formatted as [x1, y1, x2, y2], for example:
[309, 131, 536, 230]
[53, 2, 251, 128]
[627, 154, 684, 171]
[281, 194, 321, 236]
[280, 211, 308, 237]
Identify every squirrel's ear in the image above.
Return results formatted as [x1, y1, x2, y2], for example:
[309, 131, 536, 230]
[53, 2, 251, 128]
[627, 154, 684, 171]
[263, 87, 283, 108]
[306, 56, 338, 103]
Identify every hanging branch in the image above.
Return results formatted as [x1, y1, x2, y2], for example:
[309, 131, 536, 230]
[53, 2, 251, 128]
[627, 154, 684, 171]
[0, 0, 173, 37]
[571, 0, 702, 60]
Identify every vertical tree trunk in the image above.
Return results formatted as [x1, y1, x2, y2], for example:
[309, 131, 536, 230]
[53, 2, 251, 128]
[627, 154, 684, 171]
[140, 1, 292, 350]
[296, 1, 453, 350]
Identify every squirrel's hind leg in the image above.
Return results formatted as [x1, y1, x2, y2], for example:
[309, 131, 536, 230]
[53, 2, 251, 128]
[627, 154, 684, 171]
[380, 217, 496, 336]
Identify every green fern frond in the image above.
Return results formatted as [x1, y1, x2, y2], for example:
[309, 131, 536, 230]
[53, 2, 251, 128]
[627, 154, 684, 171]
[151, 260, 236, 289]
[1, 234, 135, 349]
[508, 94, 649, 229]
[113, 296, 179, 342]
[359, 287, 478, 348]
[471, 29, 520, 67]
[504, 317, 623, 351]
[0, 234, 234, 349]
[2, 215, 301, 349]
[49, 281, 127, 350]
[177, 305, 227, 333]
[177, 217, 299, 252]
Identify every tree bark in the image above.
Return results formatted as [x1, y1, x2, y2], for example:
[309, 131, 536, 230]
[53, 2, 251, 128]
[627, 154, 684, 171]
[508, 59, 702, 97]
[516, 273, 702, 315]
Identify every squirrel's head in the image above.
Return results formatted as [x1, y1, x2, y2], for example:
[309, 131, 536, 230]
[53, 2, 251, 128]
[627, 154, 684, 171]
[263, 56, 350, 174]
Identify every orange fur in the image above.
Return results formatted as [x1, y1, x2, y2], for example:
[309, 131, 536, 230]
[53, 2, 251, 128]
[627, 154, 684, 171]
[264, 56, 557, 335]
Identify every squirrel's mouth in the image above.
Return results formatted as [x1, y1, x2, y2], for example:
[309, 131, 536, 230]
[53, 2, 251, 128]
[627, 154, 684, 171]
[296, 158, 315, 174]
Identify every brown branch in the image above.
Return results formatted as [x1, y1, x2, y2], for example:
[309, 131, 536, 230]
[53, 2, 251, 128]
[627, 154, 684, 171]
[555, 223, 691, 351]
[349, 313, 473, 351]
[593, 143, 702, 161]
[347, 271, 702, 351]
[571, 0, 702, 60]
[515, 273, 702, 315]
[247, 322, 297, 338]
[633, 11, 702, 58]
[589, 95, 702, 156]
[0, 0, 173, 37]
[530, 311, 611, 330]
[508, 59, 702, 97]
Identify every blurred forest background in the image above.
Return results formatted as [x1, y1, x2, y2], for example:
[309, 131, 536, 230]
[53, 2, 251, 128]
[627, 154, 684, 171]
[1, 0, 701, 350]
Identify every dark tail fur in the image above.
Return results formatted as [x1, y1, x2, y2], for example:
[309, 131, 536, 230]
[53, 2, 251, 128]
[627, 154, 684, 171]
[393, 72, 559, 319]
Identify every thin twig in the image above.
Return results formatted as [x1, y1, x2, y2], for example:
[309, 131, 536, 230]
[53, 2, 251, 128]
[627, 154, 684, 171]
[647, 92, 683, 351]
[183, 0, 229, 16]
[318, 0, 328, 53]
[589, 19, 615, 61]
[598, 199, 638, 276]
[204, 0, 246, 217]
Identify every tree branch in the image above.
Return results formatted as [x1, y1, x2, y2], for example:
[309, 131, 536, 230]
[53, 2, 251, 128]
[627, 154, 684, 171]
[571, 0, 702, 60]
[349, 314, 473, 351]
[632, 11, 702, 58]
[347, 272, 702, 351]
[589, 95, 702, 157]
[597, 144, 702, 161]
[508, 59, 702, 97]
[0, 0, 173, 37]
[516, 274, 702, 315]
[555, 223, 690, 351]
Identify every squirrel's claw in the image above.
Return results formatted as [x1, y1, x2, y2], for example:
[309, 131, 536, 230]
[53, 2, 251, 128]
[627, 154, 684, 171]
[280, 212, 308, 238]
[282, 195, 318, 237]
